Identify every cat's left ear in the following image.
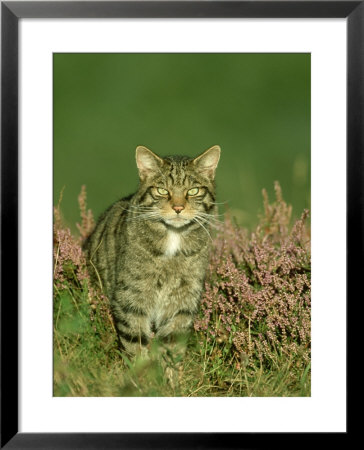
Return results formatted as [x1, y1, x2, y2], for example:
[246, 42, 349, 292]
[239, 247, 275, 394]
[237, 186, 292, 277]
[136, 146, 164, 181]
[193, 145, 221, 179]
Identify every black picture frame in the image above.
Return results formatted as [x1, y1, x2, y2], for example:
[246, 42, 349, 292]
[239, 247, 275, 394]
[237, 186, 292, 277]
[1, 1, 357, 448]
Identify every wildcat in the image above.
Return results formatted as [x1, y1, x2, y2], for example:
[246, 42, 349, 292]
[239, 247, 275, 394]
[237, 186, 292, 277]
[83, 145, 220, 361]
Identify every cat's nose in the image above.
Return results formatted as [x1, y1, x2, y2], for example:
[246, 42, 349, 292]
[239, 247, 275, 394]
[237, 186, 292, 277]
[172, 205, 185, 214]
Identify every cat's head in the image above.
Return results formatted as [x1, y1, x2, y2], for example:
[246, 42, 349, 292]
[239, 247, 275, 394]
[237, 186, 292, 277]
[134, 145, 220, 229]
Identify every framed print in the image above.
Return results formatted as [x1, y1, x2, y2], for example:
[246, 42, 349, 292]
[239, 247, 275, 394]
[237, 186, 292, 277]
[1, 1, 358, 448]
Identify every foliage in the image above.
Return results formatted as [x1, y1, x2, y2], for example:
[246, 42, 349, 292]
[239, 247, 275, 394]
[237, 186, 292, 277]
[53, 183, 310, 396]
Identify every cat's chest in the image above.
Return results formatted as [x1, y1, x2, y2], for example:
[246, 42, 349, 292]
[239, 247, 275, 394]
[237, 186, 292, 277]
[163, 230, 182, 256]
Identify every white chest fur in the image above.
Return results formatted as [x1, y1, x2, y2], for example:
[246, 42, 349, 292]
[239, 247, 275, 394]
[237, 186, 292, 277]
[164, 231, 181, 256]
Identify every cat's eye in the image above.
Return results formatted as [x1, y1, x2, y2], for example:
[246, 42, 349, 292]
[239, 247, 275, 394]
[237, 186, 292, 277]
[187, 187, 199, 196]
[157, 187, 169, 196]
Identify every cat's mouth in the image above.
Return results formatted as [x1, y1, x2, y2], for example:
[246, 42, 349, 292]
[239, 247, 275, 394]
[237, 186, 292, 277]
[163, 217, 192, 228]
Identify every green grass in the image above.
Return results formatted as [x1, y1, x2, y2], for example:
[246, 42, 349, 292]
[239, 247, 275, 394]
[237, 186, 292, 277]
[54, 254, 310, 397]
[54, 184, 310, 397]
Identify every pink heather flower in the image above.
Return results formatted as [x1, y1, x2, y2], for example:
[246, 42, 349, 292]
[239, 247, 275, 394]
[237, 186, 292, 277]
[194, 182, 311, 368]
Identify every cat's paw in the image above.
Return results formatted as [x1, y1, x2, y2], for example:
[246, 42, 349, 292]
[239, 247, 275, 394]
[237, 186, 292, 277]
[165, 366, 178, 389]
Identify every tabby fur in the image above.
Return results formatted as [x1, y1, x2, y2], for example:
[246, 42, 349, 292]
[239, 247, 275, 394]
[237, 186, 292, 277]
[83, 145, 220, 358]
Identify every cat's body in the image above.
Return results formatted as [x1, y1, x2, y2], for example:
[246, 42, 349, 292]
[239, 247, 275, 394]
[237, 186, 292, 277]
[83, 146, 220, 358]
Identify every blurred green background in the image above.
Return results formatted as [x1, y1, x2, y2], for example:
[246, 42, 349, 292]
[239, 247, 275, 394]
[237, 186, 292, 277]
[54, 53, 310, 231]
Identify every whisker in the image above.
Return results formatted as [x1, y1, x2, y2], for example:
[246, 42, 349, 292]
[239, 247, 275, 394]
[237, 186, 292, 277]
[194, 217, 221, 231]
[128, 206, 156, 212]
[118, 205, 156, 214]
[126, 211, 161, 221]
[196, 211, 224, 220]
[209, 201, 229, 206]
[128, 205, 155, 210]
[193, 217, 213, 242]
[195, 213, 224, 224]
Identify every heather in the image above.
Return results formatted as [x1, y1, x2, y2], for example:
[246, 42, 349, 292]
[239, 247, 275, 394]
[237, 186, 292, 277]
[53, 183, 310, 396]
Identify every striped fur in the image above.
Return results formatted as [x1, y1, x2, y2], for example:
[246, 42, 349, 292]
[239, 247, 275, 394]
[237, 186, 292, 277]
[83, 145, 220, 357]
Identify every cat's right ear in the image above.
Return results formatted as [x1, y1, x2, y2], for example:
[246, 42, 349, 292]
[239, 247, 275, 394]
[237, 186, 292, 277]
[135, 146, 164, 181]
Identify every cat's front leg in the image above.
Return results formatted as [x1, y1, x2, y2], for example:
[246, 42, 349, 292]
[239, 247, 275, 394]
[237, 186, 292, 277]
[111, 293, 152, 358]
[158, 325, 192, 389]
[156, 311, 195, 368]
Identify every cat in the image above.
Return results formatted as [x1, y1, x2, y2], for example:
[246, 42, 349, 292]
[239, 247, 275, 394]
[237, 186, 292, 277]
[83, 145, 220, 363]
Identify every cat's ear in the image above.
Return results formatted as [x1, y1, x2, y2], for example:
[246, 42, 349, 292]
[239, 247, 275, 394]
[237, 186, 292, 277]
[135, 146, 164, 180]
[193, 145, 221, 179]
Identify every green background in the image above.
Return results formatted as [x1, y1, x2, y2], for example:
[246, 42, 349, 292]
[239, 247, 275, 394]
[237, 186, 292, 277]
[54, 53, 310, 231]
